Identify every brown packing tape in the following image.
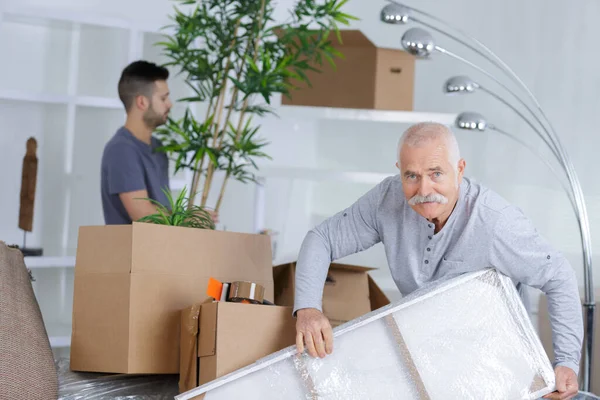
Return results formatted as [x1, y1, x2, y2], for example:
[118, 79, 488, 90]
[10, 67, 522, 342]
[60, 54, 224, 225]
[384, 314, 431, 400]
[227, 281, 265, 304]
[292, 355, 319, 400]
[179, 304, 201, 394]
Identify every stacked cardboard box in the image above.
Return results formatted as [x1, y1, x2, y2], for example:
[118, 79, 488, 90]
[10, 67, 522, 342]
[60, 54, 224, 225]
[69, 222, 391, 399]
[70, 223, 275, 374]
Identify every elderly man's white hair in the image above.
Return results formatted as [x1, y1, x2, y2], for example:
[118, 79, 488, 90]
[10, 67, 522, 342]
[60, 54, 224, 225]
[397, 122, 461, 172]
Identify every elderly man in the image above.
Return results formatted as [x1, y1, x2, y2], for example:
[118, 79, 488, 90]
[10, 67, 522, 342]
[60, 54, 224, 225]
[294, 122, 582, 400]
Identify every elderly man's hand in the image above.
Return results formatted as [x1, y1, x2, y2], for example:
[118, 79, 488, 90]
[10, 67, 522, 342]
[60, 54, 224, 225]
[296, 308, 333, 358]
[543, 366, 578, 400]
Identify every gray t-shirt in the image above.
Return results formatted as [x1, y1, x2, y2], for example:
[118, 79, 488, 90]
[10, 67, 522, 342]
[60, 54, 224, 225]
[294, 175, 583, 373]
[101, 127, 170, 224]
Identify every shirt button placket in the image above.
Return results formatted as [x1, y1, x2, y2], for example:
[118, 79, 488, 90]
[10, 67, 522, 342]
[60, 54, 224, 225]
[421, 222, 434, 281]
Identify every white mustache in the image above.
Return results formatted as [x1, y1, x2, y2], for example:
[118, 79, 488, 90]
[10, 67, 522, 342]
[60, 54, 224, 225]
[408, 193, 448, 206]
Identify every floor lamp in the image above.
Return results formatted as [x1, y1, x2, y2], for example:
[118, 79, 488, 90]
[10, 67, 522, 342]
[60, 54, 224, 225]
[381, 1, 595, 391]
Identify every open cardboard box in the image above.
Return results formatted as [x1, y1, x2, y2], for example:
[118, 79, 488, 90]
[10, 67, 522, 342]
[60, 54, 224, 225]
[70, 223, 275, 374]
[179, 301, 297, 399]
[273, 262, 390, 327]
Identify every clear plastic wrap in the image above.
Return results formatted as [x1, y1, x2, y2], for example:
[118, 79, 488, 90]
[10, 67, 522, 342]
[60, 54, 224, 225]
[56, 358, 179, 400]
[176, 269, 556, 400]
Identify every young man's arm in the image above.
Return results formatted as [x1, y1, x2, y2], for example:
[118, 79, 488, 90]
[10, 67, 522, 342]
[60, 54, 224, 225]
[119, 190, 158, 221]
[105, 144, 158, 222]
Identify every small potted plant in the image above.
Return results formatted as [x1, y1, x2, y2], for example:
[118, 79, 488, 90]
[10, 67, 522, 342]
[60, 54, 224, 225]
[137, 186, 215, 229]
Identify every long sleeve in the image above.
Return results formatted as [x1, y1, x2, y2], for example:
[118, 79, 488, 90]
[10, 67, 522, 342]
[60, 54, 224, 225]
[293, 181, 384, 315]
[489, 205, 583, 374]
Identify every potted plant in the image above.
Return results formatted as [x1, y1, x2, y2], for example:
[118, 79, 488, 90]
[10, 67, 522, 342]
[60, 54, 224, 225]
[154, 0, 358, 214]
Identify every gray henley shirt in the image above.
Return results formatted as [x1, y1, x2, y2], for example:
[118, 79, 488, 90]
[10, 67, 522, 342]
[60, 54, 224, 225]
[293, 175, 583, 373]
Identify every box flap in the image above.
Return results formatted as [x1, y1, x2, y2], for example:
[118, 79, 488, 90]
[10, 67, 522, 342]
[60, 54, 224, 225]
[368, 275, 391, 310]
[329, 262, 376, 273]
[323, 268, 371, 325]
[199, 302, 218, 357]
[273, 263, 295, 308]
[179, 304, 201, 393]
[273, 261, 375, 274]
[75, 225, 132, 274]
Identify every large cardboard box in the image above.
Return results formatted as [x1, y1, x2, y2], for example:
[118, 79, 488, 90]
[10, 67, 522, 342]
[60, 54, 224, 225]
[70, 222, 274, 374]
[179, 301, 297, 399]
[273, 262, 390, 327]
[281, 29, 415, 111]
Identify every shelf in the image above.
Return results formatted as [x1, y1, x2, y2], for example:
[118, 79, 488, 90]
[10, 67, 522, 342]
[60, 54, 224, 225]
[24, 256, 76, 268]
[0, 13, 73, 95]
[258, 167, 392, 185]
[76, 24, 130, 98]
[76, 95, 123, 109]
[171, 168, 391, 190]
[0, 90, 70, 105]
[50, 336, 71, 348]
[276, 105, 457, 125]
[0, 91, 455, 125]
[45, 321, 73, 348]
[2, 5, 160, 33]
[0, 89, 123, 109]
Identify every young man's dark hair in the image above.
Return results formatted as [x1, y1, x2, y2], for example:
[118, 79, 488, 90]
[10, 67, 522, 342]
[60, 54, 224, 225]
[117, 60, 170, 112]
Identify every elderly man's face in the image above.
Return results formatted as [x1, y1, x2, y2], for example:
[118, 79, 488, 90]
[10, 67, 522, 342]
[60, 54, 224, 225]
[397, 137, 465, 222]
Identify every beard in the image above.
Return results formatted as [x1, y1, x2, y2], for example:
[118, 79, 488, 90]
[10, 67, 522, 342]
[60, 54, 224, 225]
[143, 106, 168, 129]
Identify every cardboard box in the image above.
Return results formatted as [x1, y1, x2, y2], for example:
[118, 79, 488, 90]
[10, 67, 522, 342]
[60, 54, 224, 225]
[538, 290, 595, 390]
[179, 301, 297, 398]
[70, 222, 274, 374]
[273, 262, 390, 327]
[281, 29, 415, 111]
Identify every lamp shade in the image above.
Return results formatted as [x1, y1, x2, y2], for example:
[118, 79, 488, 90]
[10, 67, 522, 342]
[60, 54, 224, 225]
[444, 76, 480, 94]
[380, 3, 410, 24]
[455, 112, 487, 131]
[401, 27, 435, 57]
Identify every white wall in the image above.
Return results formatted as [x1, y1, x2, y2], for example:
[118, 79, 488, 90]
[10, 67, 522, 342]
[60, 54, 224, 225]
[2, 0, 600, 310]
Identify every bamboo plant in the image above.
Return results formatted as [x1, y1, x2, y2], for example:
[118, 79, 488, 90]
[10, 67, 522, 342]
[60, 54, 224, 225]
[155, 0, 357, 213]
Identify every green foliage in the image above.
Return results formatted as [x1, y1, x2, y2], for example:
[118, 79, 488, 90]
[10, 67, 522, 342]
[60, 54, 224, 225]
[155, 0, 358, 211]
[137, 186, 215, 230]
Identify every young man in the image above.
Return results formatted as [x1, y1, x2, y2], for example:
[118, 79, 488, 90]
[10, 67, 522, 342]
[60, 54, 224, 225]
[294, 122, 582, 400]
[101, 60, 173, 225]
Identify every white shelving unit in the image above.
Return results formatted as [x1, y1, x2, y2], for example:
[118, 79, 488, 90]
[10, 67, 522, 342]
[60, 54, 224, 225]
[1, 4, 456, 350]
[24, 256, 76, 269]
[275, 105, 456, 125]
